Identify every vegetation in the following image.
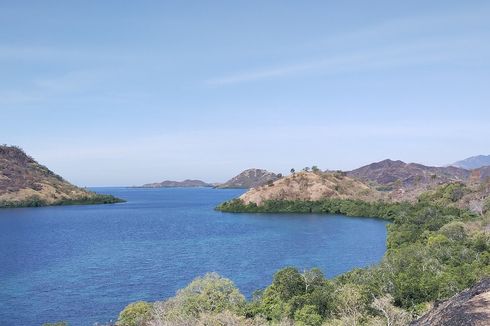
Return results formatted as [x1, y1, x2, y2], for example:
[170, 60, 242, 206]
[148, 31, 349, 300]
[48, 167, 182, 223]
[0, 193, 124, 208]
[110, 184, 489, 325]
[118, 301, 153, 326]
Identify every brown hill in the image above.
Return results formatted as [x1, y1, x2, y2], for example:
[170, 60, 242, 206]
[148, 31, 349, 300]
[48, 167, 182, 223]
[0, 145, 122, 208]
[216, 168, 280, 189]
[239, 171, 383, 205]
[347, 159, 470, 189]
[411, 278, 490, 326]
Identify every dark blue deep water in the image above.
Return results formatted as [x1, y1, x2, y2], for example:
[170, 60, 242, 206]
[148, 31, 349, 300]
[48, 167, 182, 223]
[0, 188, 389, 325]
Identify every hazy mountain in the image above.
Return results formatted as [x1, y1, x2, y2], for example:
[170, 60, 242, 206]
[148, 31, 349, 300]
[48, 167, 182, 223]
[0, 145, 122, 207]
[216, 168, 280, 189]
[452, 155, 490, 169]
[140, 179, 212, 188]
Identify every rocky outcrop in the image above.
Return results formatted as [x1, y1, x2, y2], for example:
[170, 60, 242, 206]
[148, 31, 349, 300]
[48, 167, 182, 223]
[216, 168, 280, 189]
[411, 278, 490, 326]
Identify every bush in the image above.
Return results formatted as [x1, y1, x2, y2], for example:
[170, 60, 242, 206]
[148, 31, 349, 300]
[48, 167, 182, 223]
[117, 301, 152, 326]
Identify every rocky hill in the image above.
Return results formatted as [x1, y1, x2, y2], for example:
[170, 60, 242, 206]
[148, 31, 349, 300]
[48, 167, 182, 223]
[140, 179, 212, 188]
[0, 145, 123, 208]
[216, 168, 280, 189]
[411, 278, 490, 326]
[347, 159, 470, 189]
[238, 171, 383, 205]
[452, 155, 490, 170]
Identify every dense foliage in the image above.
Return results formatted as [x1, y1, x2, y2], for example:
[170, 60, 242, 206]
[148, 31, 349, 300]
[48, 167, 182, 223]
[217, 197, 407, 219]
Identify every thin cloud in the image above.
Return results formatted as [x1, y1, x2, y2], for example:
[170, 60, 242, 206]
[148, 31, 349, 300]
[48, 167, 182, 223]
[206, 5, 490, 86]
[206, 38, 485, 85]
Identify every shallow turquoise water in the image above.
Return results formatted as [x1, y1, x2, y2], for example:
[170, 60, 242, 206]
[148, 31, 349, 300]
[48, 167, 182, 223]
[0, 187, 389, 325]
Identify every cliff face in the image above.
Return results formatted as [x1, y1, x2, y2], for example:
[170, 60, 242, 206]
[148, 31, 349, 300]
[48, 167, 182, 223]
[411, 278, 490, 326]
[0, 145, 122, 207]
[141, 179, 212, 188]
[239, 171, 383, 205]
[217, 168, 280, 189]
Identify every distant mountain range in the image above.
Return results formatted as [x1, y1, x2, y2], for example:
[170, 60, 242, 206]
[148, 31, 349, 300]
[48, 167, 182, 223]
[451, 154, 490, 169]
[0, 145, 122, 208]
[215, 168, 280, 189]
[347, 159, 470, 189]
[140, 179, 212, 188]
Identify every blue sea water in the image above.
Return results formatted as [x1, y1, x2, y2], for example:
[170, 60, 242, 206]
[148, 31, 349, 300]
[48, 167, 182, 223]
[0, 188, 389, 325]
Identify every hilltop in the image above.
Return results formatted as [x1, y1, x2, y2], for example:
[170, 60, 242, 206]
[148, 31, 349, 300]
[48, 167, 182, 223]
[452, 155, 490, 170]
[0, 145, 123, 208]
[347, 159, 470, 189]
[216, 168, 280, 189]
[140, 179, 212, 188]
[238, 171, 382, 205]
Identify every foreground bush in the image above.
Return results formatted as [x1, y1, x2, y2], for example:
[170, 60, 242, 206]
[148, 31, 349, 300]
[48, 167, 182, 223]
[150, 273, 246, 325]
[117, 301, 152, 326]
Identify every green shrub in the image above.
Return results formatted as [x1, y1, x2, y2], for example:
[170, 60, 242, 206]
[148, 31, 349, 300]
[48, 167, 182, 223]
[117, 301, 152, 326]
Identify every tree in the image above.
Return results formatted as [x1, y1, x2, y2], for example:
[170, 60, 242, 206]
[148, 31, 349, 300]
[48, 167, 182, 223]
[439, 221, 467, 241]
[303, 167, 310, 172]
[311, 166, 320, 173]
[271, 267, 306, 301]
[290, 168, 295, 174]
[301, 268, 325, 293]
[333, 284, 367, 325]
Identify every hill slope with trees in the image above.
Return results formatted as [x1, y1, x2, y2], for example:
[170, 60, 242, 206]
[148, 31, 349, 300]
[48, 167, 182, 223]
[0, 145, 123, 208]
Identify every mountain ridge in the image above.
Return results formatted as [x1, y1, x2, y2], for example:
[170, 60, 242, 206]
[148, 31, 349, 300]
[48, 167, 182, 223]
[347, 159, 470, 188]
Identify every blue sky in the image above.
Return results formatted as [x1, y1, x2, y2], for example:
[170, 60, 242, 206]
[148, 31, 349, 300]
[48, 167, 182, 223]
[1, 1, 489, 186]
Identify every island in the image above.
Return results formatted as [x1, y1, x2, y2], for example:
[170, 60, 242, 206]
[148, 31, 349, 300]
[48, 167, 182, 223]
[139, 179, 212, 188]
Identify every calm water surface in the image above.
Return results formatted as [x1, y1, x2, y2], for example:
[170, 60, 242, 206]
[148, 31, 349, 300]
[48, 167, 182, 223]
[0, 188, 389, 325]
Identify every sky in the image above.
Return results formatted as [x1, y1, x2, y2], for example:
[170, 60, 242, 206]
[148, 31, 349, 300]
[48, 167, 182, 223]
[1, 1, 489, 186]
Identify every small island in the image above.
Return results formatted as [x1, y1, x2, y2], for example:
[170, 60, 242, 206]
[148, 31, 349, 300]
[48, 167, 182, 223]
[139, 179, 212, 188]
